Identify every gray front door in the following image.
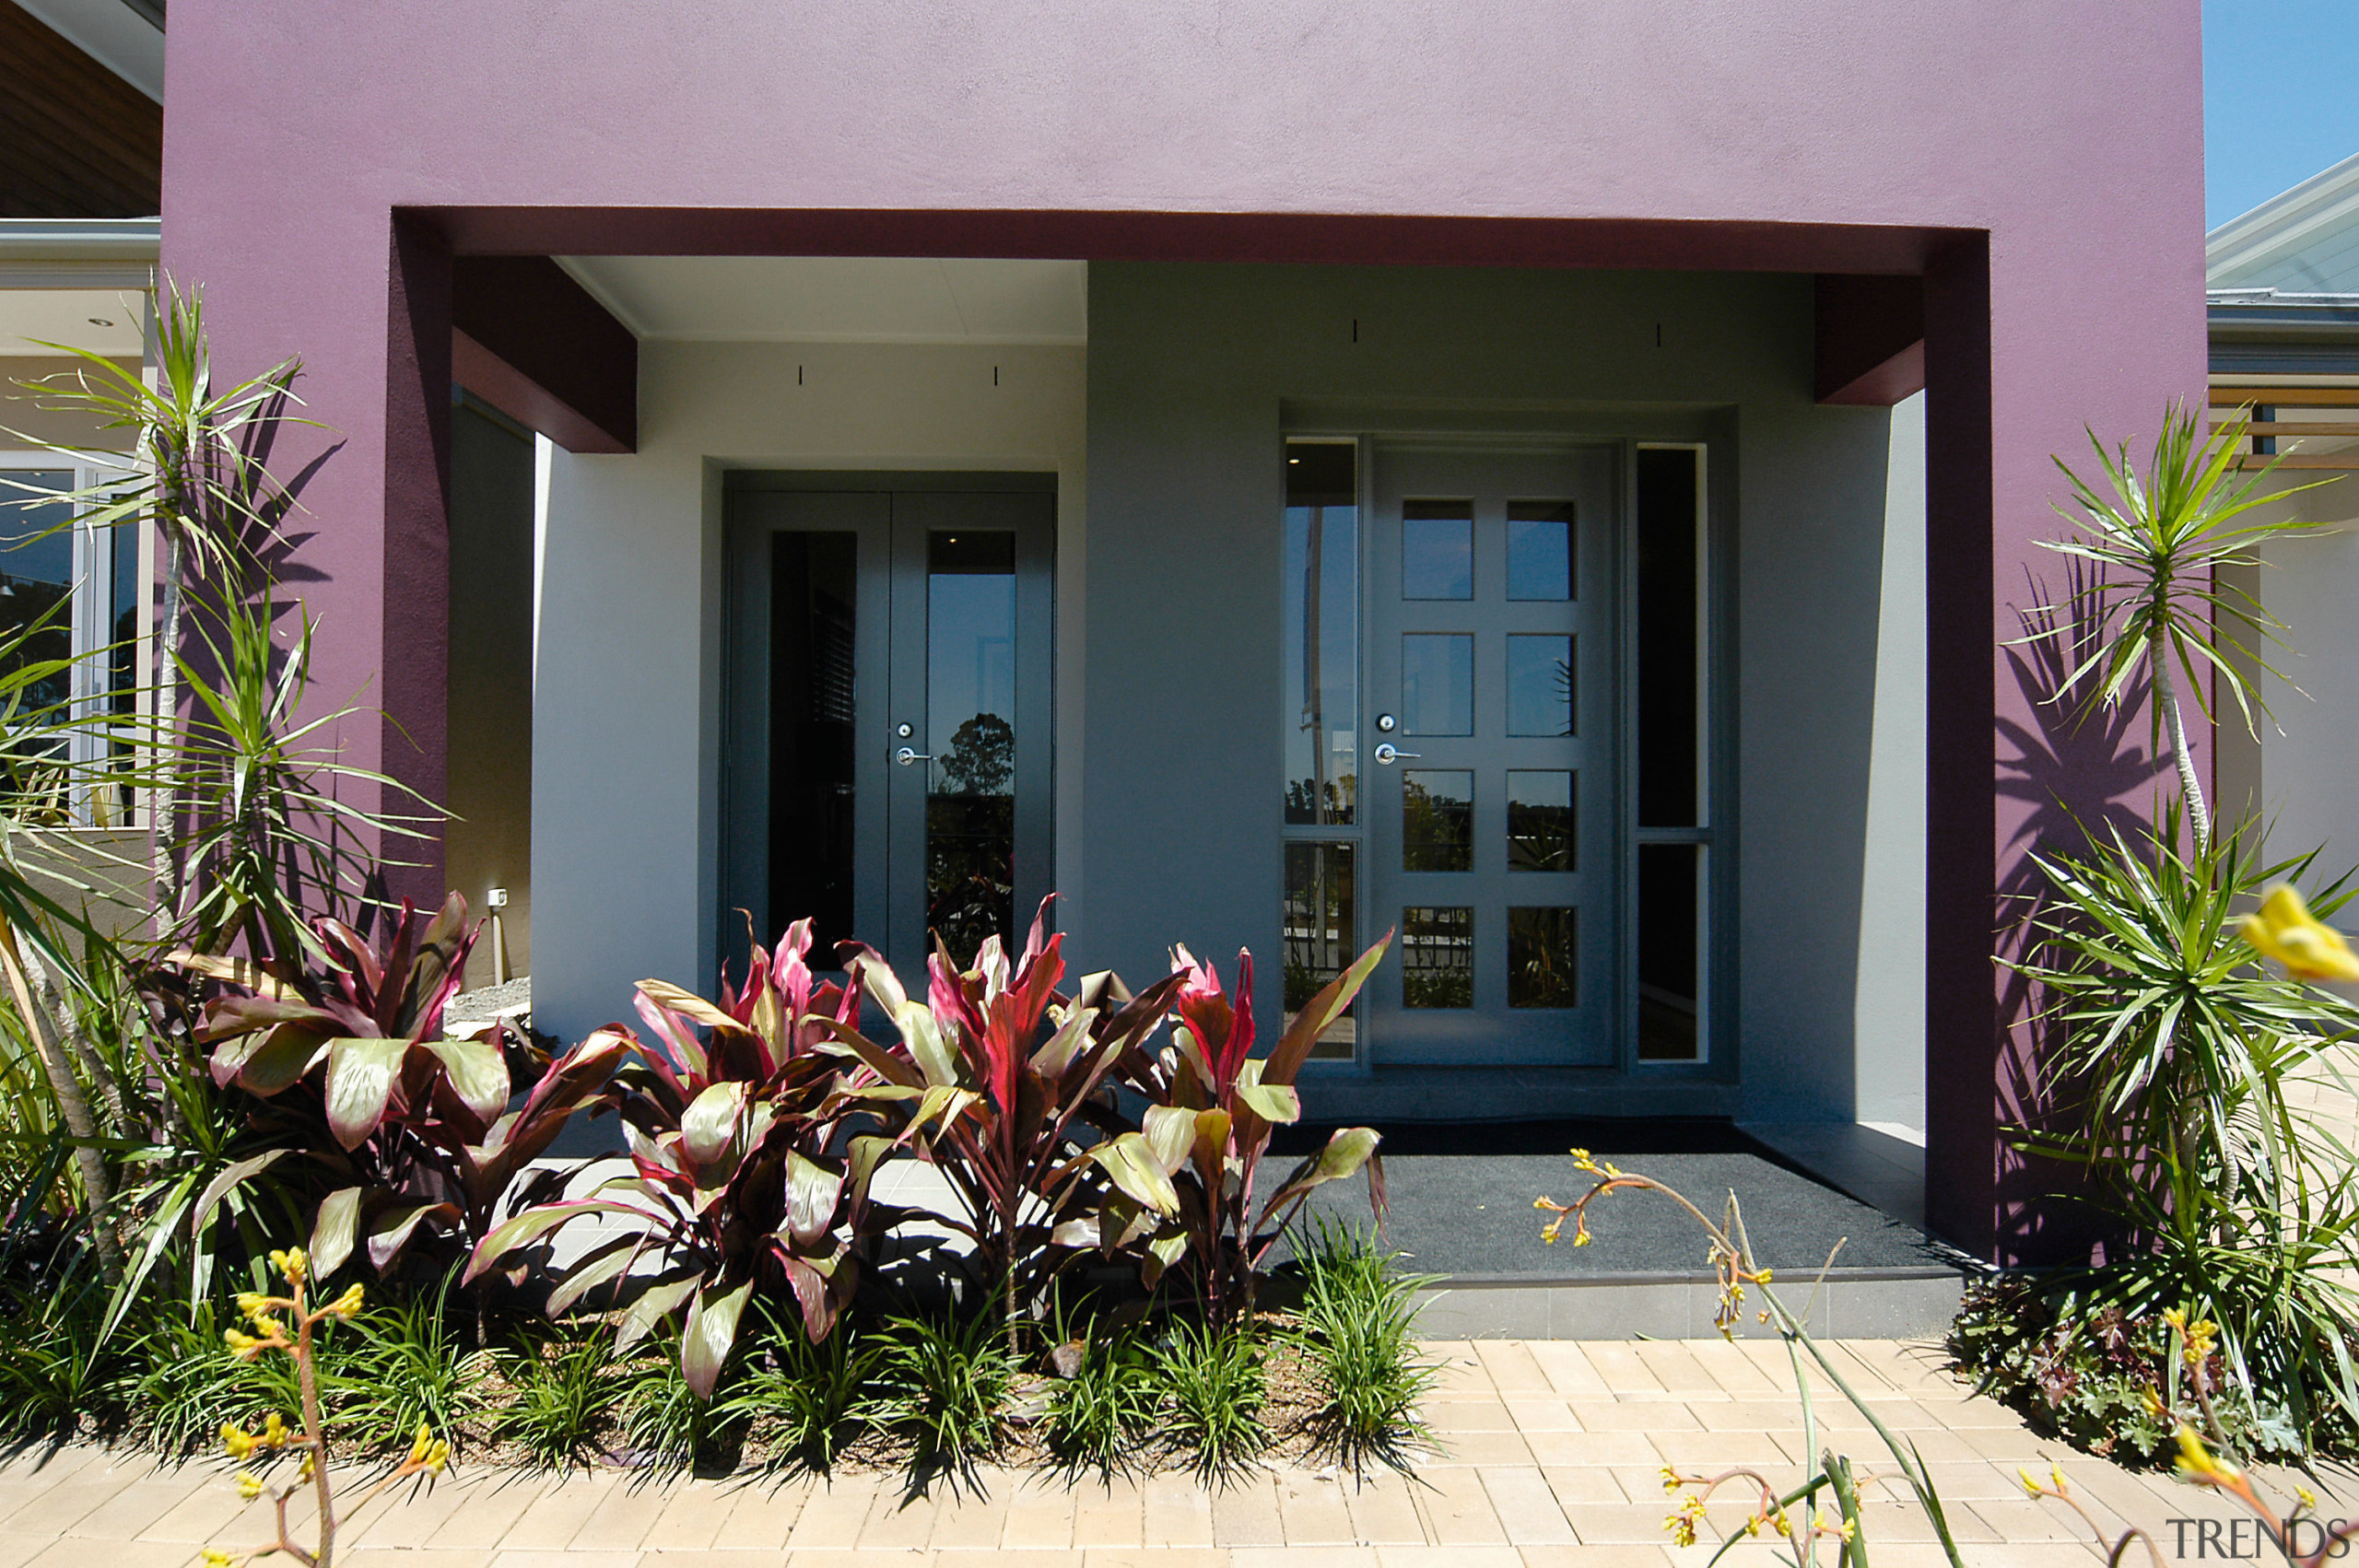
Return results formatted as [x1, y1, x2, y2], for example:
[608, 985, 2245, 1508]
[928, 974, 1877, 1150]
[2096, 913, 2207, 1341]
[1362, 445, 1618, 1066]
[722, 477, 1054, 979]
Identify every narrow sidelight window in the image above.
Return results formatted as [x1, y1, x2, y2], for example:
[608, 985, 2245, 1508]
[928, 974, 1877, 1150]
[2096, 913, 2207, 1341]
[1284, 440, 1358, 825]
[1285, 841, 1358, 1059]
[1634, 444, 1708, 1061]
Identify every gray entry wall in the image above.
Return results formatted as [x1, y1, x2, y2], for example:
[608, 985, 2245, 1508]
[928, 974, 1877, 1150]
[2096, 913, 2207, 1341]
[1078, 262, 1915, 1123]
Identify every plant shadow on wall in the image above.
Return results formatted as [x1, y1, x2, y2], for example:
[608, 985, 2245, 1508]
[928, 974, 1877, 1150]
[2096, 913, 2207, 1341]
[1962, 404, 2359, 1463]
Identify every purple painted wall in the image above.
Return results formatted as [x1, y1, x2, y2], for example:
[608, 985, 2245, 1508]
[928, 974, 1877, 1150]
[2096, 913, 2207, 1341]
[160, 1, 2207, 1261]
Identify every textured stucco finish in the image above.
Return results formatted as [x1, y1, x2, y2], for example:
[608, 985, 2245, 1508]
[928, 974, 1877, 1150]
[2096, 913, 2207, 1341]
[160, 1, 2207, 1258]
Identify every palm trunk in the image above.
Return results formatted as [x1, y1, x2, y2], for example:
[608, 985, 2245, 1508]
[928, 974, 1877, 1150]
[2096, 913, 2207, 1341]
[0, 918, 123, 1281]
[2150, 630, 2211, 860]
[150, 521, 186, 933]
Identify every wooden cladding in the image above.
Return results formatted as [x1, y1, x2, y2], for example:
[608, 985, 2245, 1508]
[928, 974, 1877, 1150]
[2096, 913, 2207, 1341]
[2210, 384, 2359, 471]
[0, 0, 161, 219]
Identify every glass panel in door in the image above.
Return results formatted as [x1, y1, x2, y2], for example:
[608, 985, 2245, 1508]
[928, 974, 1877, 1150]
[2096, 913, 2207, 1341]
[886, 490, 1055, 973]
[1361, 445, 1616, 1066]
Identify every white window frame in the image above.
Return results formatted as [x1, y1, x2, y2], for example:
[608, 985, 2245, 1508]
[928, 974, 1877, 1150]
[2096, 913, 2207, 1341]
[0, 452, 147, 826]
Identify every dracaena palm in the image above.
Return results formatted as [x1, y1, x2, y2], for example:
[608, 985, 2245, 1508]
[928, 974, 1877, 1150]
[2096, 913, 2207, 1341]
[2031, 403, 2336, 857]
[8, 278, 310, 922]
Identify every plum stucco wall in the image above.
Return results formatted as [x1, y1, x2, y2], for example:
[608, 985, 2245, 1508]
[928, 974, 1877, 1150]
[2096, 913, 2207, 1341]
[160, 1, 2206, 1258]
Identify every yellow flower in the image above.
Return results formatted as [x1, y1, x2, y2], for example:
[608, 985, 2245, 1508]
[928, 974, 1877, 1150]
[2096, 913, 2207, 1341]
[1769, 1508, 1792, 1538]
[1815, 1509, 1857, 1544]
[408, 1422, 436, 1465]
[222, 1328, 259, 1358]
[424, 1440, 452, 1475]
[2299, 1486, 2320, 1511]
[1569, 1146, 1596, 1170]
[220, 1421, 254, 1459]
[2051, 1463, 2069, 1493]
[2175, 1425, 2242, 1485]
[1660, 1465, 1683, 1493]
[202, 1551, 233, 1568]
[297, 1452, 314, 1482]
[267, 1246, 308, 1287]
[261, 1412, 288, 1449]
[2241, 883, 2359, 983]
[2019, 1467, 2042, 1498]
[1663, 1494, 1707, 1549]
[235, 1471, 262, 1500]
[325, 1282, 366, 1319]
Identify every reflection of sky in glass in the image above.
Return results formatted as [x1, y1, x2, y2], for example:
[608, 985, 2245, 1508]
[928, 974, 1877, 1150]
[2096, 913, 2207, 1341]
[1507, 634, 1572, 736]
[3, 475, 75, 592]
[1402, 514, 1473, 599]
[1282, 504, 1357, 824]
[1401, 634, 1473, 736]
[1507, 505, 1572, 601]
[928, 571, 1015, 796]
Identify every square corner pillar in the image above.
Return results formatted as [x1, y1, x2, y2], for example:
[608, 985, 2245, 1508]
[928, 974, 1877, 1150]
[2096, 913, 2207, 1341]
[159, 207, 457, 912]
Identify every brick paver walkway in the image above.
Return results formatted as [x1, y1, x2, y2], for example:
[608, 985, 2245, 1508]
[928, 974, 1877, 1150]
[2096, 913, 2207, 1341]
[0, 1339, 2337, 1567]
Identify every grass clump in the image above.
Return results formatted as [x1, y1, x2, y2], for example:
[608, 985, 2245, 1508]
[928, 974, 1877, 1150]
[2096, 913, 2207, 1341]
[498, 1328, 615, 1469]
[1154, 1315, 1266, 1480]
[1293, 1217, 1438, 1471]
[872, 1307, 1014, 1480]
[716, 1304, 882, 1469]
[1043, 1317, 1157, 1476]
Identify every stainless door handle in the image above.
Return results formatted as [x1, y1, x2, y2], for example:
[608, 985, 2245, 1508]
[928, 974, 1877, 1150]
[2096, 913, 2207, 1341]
[1373, 743, 1420, 765]
[895, 747, 934, 766]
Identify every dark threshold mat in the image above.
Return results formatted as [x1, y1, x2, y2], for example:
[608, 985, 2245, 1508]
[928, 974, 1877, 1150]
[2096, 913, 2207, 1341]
[1275, 1119, 1945, 1278]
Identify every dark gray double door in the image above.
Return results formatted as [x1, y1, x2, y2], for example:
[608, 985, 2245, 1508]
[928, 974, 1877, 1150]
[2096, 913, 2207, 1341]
[722, 476, 1053, 977]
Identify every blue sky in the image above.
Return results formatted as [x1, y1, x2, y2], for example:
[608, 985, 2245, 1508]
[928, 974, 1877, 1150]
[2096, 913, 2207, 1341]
[2206, 0, 2359, 230]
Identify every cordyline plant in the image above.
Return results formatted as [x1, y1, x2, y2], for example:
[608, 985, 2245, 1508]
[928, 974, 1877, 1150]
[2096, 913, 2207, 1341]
[1081, 931, 1394, 1324]
[468, 919, 898, 1398]
[207, 1245, 449, 1568]
[2024, 403, 2335, 859]
[825, 899, 1192, 1315]
[189, 894, 616, 1296]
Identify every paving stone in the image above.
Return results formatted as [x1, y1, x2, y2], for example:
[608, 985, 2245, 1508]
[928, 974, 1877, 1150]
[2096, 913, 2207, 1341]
[1541, 1464, 1631, 1505]
[1515, 1546, 1679, 1568]
[1069, 1474, 1144, 1549]
[1205, 1475, 1291, 1550]
[1423, 1343, 1498, 1400]
[1627, 1343, 1722, 1398]
[1500, 1398, 1581, 1431]
[1581, 1344, 1670, 1397]
[495, 1470, 619, 1550]
[1470, 1340, 1555, 1395]
[923, 1480, 1007, 1550]
[784, 1473, 884, 1552]
[489, 1551, 646, 1568]
[1682, 1340, 1788, 1398]
[1522, 1342, 1613, 1399]
[640, 1478, 745, 1550]
[1231, 1549, 1381, 1568]
[424, 1471, 554, 1549]
[1339, 1468, 1428, 1545]
[1372, 1546, 1527, 1568]
[1520, 1429, 1660, 1469]
[1140, 1472, 1215, 1549]
[1559, 1401, 1701, 1433]
[997, 1475, 1076, 1550]
[1426, 1431, 1534, 1467]
[856, 1485, 939, 1551]
[1273, 1469, 1357, 1545]
[1426, 1401, 1519, 1433]
[1414, 1464, 1510, 1546]
[709, 1480, 810, 1550]
[342, 1550, 497, 1568]
[1477, 1465, 1574, 1544]
[1075, 1550, 1225, 1568]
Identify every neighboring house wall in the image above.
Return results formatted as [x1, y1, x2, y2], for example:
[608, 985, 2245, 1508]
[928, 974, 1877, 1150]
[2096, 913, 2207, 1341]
[2221, 475, 2359, 876]
[0, 1, 161, 218]
[1082, 262, 1923, 1124]
[447, 399, 534, 979]
[532, 340, 1085, 1045]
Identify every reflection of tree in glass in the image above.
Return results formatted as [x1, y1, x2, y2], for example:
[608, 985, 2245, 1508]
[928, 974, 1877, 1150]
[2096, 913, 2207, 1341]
[1553, 657, 1574, 737]
[939, 710, 1013, 796]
